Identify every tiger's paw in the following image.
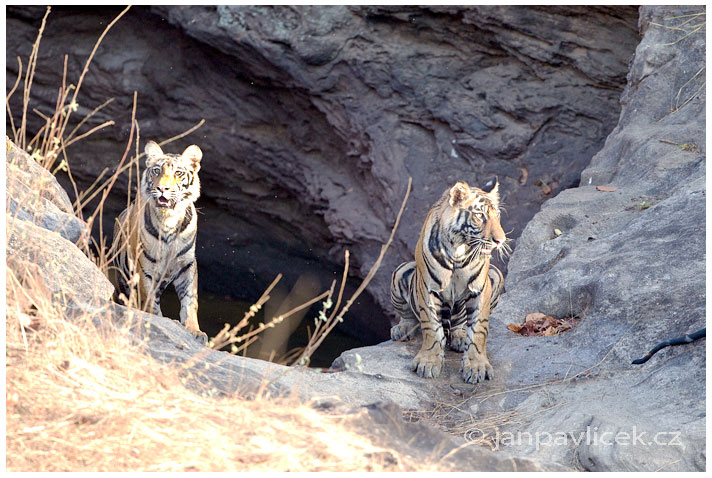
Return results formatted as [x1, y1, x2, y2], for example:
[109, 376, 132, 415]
[187, 327, 208, 346]
[412, 352, 444, 378]
[183, 316, 208, 345]
[449, 327, 468, 352]
[461, 354, 494, 383]
[192, 330, 208, 345]
[391, 319, 419, 342]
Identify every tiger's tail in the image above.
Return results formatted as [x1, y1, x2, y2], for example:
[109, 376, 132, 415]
[488, 264, 504, 312]
[390, 261, 417, 320]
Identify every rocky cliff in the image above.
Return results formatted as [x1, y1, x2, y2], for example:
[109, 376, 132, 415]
[4, 4, 706, 472]
[337, 5, 706, 471]
[5, 137, 567, 471]
[6, 5, 640, 344]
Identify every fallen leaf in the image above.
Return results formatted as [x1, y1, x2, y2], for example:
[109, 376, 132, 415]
[508, 312, 579, 337]
[507, 323, 522, 332]
[518, 167, 529, 185]
[553, 228, 562, 236]
[524, 312, 547, 322]
[596, 186, 618, 192]
[543, 327, 557, 336]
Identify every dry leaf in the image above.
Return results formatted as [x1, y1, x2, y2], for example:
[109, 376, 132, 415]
[509, 312, 578, 337]
[507, 323, 522, 332]
[518, 167, 529, 185]
[596, 186, 618, 192]
[524, 312, 547, 322]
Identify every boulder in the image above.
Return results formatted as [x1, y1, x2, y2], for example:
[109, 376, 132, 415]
[6, 138, 87, 244]
[6, 139, 114, 305]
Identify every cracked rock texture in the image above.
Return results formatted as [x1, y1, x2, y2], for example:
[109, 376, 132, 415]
[337, 4, 706, 472]
[5, 140, 568, 472]
[4, 5, 705, 470]
[6, 6, 639, 344]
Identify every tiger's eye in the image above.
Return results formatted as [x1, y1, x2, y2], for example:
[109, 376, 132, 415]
[175, 170, 184, 178]
[152, 166, 161, 175]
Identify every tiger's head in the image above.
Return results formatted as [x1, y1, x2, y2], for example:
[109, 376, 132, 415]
[445, 178, 509, 260]
[142, 141, 202, 211]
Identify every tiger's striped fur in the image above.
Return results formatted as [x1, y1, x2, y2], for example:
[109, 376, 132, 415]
[390, 179, 508, 383]
[113, 141, 207, 344]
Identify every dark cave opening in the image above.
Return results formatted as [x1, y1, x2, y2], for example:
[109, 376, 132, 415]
[71, 177, 392, 369]
[6, 4, 640, 369]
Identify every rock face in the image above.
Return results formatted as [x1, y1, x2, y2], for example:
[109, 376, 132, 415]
[4, 4, 705, 468]
[6, 139, 114, 305]
[6, 138, 87, 244]
[4, 6, 704, 471]
[488, 5, 705, 471]
[338, 4, 706, 472]
[5, 6, 640, 344]
[5, 140, 567, 472]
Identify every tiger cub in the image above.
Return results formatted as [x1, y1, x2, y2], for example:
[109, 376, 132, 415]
[113, 140, 207, 344]
[390, 179, 508, 383]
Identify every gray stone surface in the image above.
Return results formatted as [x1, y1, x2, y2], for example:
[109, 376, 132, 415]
[6, 140, 114, 304]
[6, 139, 87, 243]
[6, 213, 115, 305]
[5, 6, 640, 343]
[337, 5, 706, 472]
[65, 300, 569, 471]
[5, 138, 567, 471]
[4, 5, 704, 472]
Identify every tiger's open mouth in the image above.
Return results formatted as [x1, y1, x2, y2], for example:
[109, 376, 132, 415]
[156, 195, 173, 208]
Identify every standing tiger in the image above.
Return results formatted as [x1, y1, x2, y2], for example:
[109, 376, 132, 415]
[390, 178, 508, 383]
[113, 140, 207, 344]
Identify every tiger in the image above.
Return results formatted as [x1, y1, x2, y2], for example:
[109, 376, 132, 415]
[390, 178, 508, 383]
[112, 140, 207, 344]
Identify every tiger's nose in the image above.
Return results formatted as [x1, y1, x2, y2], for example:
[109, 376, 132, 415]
[158, 176, 175, 188]
[492, 236, 506, 249]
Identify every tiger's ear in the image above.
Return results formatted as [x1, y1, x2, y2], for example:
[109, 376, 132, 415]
[145, 141, 163, 166]
[181, 145, 202, 172]
[481, 176, 498, 194]
[482, 176, 500, 207]
[449, 181, 471, 207]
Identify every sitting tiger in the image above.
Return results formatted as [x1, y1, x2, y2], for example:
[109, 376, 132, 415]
[113, 140, 207, 344]
[390, 178, 508, 383]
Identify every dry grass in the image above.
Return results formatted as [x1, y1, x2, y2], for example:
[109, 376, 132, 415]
[405, 396, 568, 452]
[5, 264, 446, 472]
[4, 9, 435, 471]
[4, 148, 427, 472]
[649, 9, 706, 113]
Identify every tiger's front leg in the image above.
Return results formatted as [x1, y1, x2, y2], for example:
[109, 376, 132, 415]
[139, 273, 163, 317]
[412, 290, 446, 378]
[174, 261, 207, 345]
[461, 280, 494, 383]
